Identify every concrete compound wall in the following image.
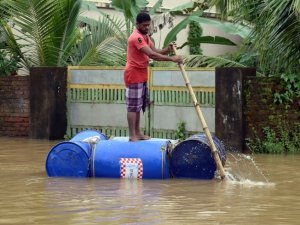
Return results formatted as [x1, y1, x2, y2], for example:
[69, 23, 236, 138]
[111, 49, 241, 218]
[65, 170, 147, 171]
[244, 77, 300, 142]
[215, 68, 300, 153]
[1, 67, 298, 154]
[67, 67, 216, 138]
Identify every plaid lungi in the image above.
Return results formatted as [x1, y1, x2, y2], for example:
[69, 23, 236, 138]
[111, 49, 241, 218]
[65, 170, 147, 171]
[125, 82, 150, 112]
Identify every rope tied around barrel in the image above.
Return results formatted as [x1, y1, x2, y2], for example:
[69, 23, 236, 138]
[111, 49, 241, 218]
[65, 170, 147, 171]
[81, 136, 101, 177]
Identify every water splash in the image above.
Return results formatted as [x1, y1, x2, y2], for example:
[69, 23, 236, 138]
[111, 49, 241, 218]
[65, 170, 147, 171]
[222, 152, 275, 186]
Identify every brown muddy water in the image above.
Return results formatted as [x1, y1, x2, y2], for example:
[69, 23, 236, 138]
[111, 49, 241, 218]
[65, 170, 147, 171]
[0, 137, 299, 225]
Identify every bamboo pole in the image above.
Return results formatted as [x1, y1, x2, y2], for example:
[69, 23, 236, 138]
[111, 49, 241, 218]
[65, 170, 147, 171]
[172, 45, 226, 179]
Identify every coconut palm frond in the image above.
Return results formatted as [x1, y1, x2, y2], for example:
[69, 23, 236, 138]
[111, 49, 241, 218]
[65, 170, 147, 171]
[72, 16, 127, 66]
[0, 21, 32, 70]
[106, 15, 133, 47]
[184, 54, 247, 68]
[208, 0, 230, 19]
[74, 36, 125, 66]
[208, 0, 300, 74]
[80, 0, 134, 38]
[252, 0, 300, 73]
[75, 46, 98, 66]
[293, 0, 300, 14]
[99, 14, 131, 46]
[184, 54, 264, 76]
[151, 61, 178, 68]
[96, 37, 127, 66]
[53, 0, 82, 66]
[1, 0, 82, 67]
[6, 0, 59, 66]
[79, 13, 129, 49]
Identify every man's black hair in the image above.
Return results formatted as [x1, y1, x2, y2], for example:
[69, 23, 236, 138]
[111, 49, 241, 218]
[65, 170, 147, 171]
[136, 12, 151, 24]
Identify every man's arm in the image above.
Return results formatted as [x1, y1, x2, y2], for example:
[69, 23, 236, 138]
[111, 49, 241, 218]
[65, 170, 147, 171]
[151, 45, 172, 55]
[140, 45, 182, 63]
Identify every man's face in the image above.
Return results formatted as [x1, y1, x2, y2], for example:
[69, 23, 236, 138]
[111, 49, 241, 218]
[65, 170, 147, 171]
[136, 21, 151, 35]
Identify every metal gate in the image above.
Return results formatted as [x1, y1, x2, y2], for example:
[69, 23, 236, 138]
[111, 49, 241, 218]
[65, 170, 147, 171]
[67, 66, 215, 139]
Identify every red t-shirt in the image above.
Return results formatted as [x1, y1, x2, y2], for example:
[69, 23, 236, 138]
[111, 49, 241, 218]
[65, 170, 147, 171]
[124, 29, 153, 86]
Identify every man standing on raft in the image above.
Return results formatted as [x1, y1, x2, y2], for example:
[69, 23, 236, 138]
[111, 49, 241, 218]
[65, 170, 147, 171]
[124, 12, 182, 142]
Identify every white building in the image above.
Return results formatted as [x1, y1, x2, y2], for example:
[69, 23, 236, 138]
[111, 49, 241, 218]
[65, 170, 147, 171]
[84, 0, 241, 56]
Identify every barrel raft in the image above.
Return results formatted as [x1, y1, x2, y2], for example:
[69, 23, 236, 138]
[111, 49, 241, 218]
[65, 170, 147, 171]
[45, 130, 226, 179]
[169, 134, 226, 179]
[45, 130, 107, 177]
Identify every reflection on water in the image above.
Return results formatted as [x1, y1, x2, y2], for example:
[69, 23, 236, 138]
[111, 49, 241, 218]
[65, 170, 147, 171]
[0, 137, 300, 225]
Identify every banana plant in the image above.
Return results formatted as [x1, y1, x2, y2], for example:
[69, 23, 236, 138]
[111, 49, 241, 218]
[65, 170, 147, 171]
[111, 0, 163, 36]
[112, 0, 148, 21]
[110, 0, 239, 51]
[162, 1, 249, 49]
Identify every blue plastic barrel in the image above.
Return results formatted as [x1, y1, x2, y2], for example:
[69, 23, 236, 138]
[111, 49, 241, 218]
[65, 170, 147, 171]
[46, 130, 171, 179]
[45, 130, 107, 177]
[169, 134, 226, 179]
[70, 129, 108, 142]
[90, 139, 171, 179]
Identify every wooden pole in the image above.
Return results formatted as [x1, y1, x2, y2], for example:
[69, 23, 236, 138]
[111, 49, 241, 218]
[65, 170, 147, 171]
[172, 46, 226, 179]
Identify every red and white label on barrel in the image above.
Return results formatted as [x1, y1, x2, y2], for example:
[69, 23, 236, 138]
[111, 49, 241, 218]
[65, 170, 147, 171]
[120, 158, 143, 179]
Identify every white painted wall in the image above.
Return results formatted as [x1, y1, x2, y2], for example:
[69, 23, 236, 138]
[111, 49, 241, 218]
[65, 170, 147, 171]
[83, 0, 241, 56]
[68, 67, 216, 133]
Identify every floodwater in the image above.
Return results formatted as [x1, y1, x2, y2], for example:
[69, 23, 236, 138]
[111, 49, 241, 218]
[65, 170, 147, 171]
[0, 137, 299, 225]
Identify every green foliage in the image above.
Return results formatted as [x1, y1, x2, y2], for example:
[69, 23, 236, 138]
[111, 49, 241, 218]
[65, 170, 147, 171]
[169, 2, 195, 14]
[164, 9, 244, 49]
[111, 0, 149, 21]
[188, 21, 202, 54]
[274, 73, 300, 104]
[63, 134, 71, 140]
[175, 121, 187, 141]
[208, 0, 300, 75]
[191, 16, 251, 39]
[163, 0, 222, 48]
[163, 10, 203, 48]
[221, 45, 259, 68]
[148, 0, 163, 15]
[0, 50, 20, 76]
[179, 35, 236, 50]
[0, 0, 82, 68]
[246, 124, 300, 154]
[111, 0, 163, 37]
[183, 54, 250, 70]
[170, 1, 210, 15]
[0, 25, 6, 49]
[0, 0, 128, 71]
[70, 16, 127, 66]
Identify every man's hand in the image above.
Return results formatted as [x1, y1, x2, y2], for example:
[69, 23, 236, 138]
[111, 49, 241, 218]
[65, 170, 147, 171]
[168, 42, 177, 52]
[171, 55, 183, 64]
[141, 43, 182, 63]
[167, 42, 182, 63]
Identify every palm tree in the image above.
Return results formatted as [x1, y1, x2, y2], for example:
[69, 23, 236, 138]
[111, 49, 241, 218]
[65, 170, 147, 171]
[0, 0, 81, 69]
[194, 0, 300, 76]
[69, 15, 128, 66]
[0, 0, 127, 71]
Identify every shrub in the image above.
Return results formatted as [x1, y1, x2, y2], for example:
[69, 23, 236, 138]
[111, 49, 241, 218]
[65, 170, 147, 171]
[0, 50, 20, 76]
[246, 124, 300, 154]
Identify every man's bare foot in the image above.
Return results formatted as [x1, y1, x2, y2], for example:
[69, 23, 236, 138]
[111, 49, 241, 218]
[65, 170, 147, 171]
[129, 136, 140, 142]
[139, 134, 151, 140]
